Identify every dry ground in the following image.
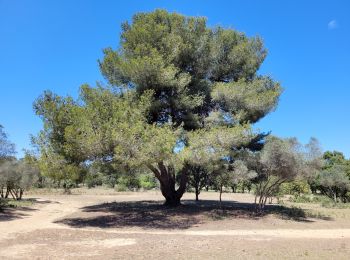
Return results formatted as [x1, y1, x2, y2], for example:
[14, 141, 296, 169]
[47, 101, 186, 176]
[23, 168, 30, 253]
[1, 189, 350, 259]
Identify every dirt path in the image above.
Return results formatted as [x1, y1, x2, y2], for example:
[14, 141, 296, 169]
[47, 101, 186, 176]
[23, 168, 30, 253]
[75, 228, 350, 239]
[0, 197, 82, 239]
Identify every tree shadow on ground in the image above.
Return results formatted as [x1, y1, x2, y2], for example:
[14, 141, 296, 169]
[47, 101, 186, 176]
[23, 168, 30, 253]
[0, 206, 37, 221]
[56, 199, 333, 230]
[0, 198, 58, 222]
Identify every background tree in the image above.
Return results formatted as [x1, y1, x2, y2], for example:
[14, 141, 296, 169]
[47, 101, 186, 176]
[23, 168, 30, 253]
[0, 125, 17, 201]
[33, 91, 86, 190]
[0, 124, 16, 162]
[0, 159, 39, 200]
[248, 137, 324, 211]
[245, 137, 303, 212]
[311, 151, 350, 202]
[212, 160, 256, 204]
[323, 151, 350, 177]
[316, 165, 350, 202]
[187, 164, 209, 201]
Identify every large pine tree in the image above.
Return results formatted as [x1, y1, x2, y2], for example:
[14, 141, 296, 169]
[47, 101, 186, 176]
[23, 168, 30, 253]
[35, 10, 281, 206]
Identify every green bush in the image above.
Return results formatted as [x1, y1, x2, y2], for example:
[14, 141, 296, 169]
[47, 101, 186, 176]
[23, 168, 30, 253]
[289, 194, 312, 203]
[280, 180, 310, 196]
[114, 183, 128, 192]
[289, 194, 334, 205]
[102, 174, 118, 188]
[139, 174, 157, 190]
[85, 172, 103, 188]
[116, 175, 140, 190]
[0, 198, 7, 209]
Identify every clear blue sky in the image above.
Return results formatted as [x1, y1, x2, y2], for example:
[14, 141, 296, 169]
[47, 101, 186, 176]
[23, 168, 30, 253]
[1, 0, 349, 158]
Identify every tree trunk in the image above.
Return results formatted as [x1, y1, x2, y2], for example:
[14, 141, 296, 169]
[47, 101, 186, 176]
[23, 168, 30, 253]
[160, 177, 181, 207]
[5, 187, 10, 199]
[19, 189, 24, 200]
[219, 184, 223, 202]
[195, 187, 199, 201]
[148, 162, 188, 207]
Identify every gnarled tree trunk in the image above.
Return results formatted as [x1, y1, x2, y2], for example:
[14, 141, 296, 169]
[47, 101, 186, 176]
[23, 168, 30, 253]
[148, 162, 188, 207]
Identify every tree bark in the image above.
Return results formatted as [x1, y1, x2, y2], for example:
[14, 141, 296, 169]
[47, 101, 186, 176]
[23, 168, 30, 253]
[19, 189, 23, 200]
[195, 188, 199, 201]
[219, 184, 223, 202]
[148, 161, 189, 207]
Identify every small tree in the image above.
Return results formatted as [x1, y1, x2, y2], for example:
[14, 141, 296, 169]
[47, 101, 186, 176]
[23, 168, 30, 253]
[0, 160, 39, 200]
[0, 126, 17, 200]
[247, 137, 302, 212]
[211, 160, 256, 205]
[37, 152, 82, 192]
[187, 164, 210, 201]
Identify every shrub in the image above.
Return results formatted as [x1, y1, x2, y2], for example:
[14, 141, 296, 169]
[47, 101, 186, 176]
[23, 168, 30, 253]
[116, 175, 140, 190]
[280, 180, 310, 196]
[85, 172, 103, 188]
[289, 194, 313, 203]
[114, 183, 128, 192]
[139, 174, 157, 190]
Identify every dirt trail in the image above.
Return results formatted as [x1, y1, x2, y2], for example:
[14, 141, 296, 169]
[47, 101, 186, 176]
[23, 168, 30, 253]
[0, 197, 80, 239]
[77, 228, 350, 239]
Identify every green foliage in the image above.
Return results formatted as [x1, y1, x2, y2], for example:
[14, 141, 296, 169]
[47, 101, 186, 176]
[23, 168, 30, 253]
[187, 164, 210, 200]
[0, 198, 7, 209]
[0, 124, 16, 161]
[33, 10, 282, 205]
[114, 183, 128, 192]
[0, 159, 39, 200]
[85, 171, 103, 188]
[316, 165, 350, 202]
[212, 77, 281, 124]
[116, 175, 140, 190]
[236, 180, 253, 193]
[323, 151, 350, 178]
[305, 150, 350, 202]
[288, 194, 313, 203]
[280, 180, 310, 196]
[246, 136, 309, 211]
[38, 152, 81, 186]
[99, 9, 280, 130]
[139, 174, 158, 190]
[288, 194, 333, 204]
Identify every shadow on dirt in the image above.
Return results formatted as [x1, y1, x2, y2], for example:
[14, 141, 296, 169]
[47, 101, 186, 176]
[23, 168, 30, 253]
[0, 198, 58, 222]
[56, 200, 333, 230]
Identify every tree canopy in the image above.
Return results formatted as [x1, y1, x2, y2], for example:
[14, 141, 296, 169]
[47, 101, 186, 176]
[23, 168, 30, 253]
[34, 9, 282, 206]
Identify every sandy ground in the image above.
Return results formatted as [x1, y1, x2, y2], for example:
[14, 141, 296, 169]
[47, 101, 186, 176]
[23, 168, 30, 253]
[1, 191, 350, 259]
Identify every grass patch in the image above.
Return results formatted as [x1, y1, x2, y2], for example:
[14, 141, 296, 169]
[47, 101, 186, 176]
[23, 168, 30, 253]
[320, 201, 350, 209]
[288, 194, 336, 205]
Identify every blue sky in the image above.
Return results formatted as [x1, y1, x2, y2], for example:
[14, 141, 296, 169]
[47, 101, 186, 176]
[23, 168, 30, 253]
[1, 0, 349, 158]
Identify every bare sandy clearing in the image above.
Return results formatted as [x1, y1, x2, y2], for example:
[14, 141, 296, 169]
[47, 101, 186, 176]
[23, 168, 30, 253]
[1, 191, 350, 259]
